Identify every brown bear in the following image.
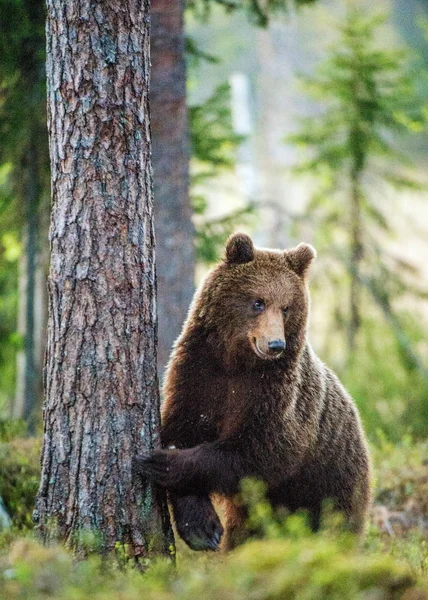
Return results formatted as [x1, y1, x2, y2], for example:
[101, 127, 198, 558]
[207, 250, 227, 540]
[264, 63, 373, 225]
[134, 233, 371, 551]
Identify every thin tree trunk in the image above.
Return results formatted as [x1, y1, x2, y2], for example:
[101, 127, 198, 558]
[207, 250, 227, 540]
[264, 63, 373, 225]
[13, 142, 39, 432]
[23, 142, 38, 431]
[14, 250, 27, 420]
[343, 261, 428, 380]
[151, 0, 195, 376]
[34, 191, 50, 417]
[10, 0, 48, 430]
[34, 0, 174, 557]
[348, 126, 364, 353]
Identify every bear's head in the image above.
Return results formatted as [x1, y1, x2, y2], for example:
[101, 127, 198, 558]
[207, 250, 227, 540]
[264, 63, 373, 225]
[194, 233, 316, 370]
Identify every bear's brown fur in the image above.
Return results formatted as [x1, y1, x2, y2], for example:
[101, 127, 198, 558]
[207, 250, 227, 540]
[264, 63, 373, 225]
[135, 233, 371, 551]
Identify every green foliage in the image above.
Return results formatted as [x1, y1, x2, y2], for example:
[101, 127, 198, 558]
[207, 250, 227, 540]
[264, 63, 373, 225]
[0, 435, 40, 529]
[0, 166, 20, 411]
[239, 478, 322, 540]
[339, 315, 428, 440]
[189, 83, 255, 264]
[186, 0, 319, 264]
[371, 435, 428, 518]
[0, 429, 427, 597]
[185, 36, 220, 69]
[289, 12, 425, 239]
[0, 0, 49, 415]
[288, 8, 425, 191]
[366, 530, 428, 580]
[0, 520, 425, 599]
[0, 256, 19, 411]
[287, 6, 428, 436]
[0, 0, 46, 165]
[367, 437, 428, 576]
[190, 83, 241, 173]
[187, 0, 318, 27]
[288, 8, 426, 247]
[194, 205, 255, 264]
[0, 419, 27, 442]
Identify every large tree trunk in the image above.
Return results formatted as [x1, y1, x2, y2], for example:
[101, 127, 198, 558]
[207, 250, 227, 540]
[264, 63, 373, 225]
[151, 0, 195, 376]
[34, 0, 174, 557]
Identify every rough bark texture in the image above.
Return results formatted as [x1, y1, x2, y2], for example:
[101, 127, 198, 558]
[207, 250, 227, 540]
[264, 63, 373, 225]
[151, 0, 195, 376]
[34, 0, 174, 557]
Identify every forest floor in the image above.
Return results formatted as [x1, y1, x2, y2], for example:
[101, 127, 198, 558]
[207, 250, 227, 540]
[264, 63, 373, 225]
[0, 435, 427, 599]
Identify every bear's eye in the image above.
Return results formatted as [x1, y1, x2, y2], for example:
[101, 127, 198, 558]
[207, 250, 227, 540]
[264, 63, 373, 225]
[253, 299, 265, 313]
[283, 307, 289, 316]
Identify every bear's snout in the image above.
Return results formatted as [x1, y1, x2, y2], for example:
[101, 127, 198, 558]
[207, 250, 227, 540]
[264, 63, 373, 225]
[268, 339, 286, 354]
[250, 307, 286, 360]
[252, 336, 286, 360]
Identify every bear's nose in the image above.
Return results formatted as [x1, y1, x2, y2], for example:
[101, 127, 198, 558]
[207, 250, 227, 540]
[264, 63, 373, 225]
[268, 339, 286, 354]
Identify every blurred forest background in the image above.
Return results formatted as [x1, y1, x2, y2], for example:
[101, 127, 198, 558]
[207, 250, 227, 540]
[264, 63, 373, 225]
[1, 0, 428, 438]
[1, 0, 428, 596]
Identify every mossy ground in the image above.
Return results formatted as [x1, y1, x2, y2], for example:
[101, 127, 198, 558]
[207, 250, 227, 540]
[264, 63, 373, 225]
[0, 433, 427, 600]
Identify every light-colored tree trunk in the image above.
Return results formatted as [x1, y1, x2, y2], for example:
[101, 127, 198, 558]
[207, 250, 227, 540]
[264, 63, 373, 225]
[348, 119, 364, 353]
[151, 0, 195, 376]
[34, 194, 50, 413]
[34, 0, 173, 557]
[14, 251, 27, 421]
[13, 142, 39, 432]
[255, 13, 313, 249]
[7, 0, 49, 431]
[13, 184, 49, 430]
[349, 169, 362, 352]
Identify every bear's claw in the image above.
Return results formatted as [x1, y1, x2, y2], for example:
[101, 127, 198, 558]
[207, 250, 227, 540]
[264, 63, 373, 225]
[180, 518, 224, 552]
[133, 451, 172, 486]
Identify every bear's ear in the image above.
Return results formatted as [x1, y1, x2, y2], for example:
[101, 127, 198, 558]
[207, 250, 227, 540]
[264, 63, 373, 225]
[225, 233, 255, 265]
[286, 243, 316, 278]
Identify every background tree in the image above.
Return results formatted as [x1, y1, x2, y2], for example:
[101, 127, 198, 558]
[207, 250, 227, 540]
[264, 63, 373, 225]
[288, 7, 428, 438]
[288, 9, 427, 353]
[0, 0, 49, 427]
[151, 0, 195, 375]
[189, 82, 253, 263]
[34, 0, 173, 556]
[187, 0, 318, 26]
[153, 0, 320, 376]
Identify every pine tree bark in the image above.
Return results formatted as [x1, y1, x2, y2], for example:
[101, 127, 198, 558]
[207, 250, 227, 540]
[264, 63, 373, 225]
[151, 0, 195, 376]
[34, 0, 173, 557]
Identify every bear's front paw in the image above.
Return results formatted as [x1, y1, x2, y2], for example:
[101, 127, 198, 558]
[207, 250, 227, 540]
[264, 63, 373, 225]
[173, 495, 224, 552]
[133, 450, 173, 487]
[179, 512, 224, 552]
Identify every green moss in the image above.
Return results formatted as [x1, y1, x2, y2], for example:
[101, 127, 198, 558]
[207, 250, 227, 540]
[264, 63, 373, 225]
[0, 430, 427, 598]
[0, 529, 426, 600]
[372, 436, 428, 515]
[0, 437, 40, 530]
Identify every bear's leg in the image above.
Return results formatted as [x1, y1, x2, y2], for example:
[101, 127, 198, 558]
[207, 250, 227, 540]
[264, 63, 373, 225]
[221, 499, 249, 551]
[169, 492, 224, 552]
[134, 441, 249, 495]
[337, 472, 371, 535]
